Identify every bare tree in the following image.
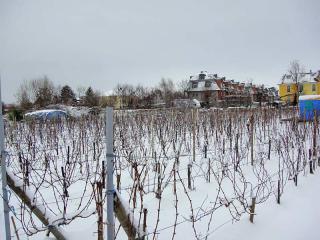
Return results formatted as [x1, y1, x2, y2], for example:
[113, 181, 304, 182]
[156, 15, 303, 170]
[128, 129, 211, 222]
[178, 79, 190, 94]
[288, 60, 305, 84]
[76, 86, 86, 99]
[15, 81, 33, 110]
[114, 84, 140, 108]
[32, 77, 55, 108]
[287, 60, 305, 105]
[158, 78, 175, 106]
[16, 76, 56, 109]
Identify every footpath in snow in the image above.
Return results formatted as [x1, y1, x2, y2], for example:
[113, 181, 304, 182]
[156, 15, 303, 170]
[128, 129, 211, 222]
[211, 172, 320, 240]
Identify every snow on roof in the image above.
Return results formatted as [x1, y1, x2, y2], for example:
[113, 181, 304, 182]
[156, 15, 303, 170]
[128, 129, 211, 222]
[190, 71, 219, 81]
[281, 72, 319, 84]
[299, 95, 320, 101]
[300, 74, 317, 82]
[188, 80, 220, 92]
[25, 109, 65, 115]
[25, 109, 68, 119]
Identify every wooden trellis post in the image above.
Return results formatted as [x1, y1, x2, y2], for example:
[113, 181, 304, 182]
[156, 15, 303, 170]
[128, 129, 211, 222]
[6, 174, 67, 240]
[192, 109, 197, 162]
[313, 113, 317, 170]
[188, 164, 192, 190]
[249, 197, 256, 223]
[250, 114, 254, 166]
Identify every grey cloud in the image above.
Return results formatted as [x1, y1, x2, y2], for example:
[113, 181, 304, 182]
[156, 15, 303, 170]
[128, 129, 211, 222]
[1, 0, 319, 102]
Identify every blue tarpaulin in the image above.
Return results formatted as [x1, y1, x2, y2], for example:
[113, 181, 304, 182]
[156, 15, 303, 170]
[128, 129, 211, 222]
[299, 95, 320, 121]
[25, 110, 68, 120]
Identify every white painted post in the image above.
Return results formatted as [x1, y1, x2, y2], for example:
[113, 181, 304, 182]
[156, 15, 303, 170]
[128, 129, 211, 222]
[0, 80, 11, 240]
[105, 107, 114, 240]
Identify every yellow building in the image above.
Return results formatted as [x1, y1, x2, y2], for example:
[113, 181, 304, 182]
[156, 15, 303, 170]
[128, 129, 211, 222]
[279, 79, 298, 104]
[301, 81, 320, 95]
[300, 71, 320, 96]
[279, 71, 320, 104]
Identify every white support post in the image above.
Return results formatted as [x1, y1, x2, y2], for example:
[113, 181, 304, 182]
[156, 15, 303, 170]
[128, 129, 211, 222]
[105, 107, 114, 240]
[0, 80, 11, 240]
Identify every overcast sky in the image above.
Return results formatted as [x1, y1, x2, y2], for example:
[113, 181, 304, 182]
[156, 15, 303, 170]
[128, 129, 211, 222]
[1, 0, 319, 103]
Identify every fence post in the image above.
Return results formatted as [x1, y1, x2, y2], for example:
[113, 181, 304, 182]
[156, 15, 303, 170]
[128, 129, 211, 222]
[268, 139, 271, 160]
[105, 107, 115, 240]
[309, 160, 314, 174]
[250, 115, 254, 166]
[249, 197, 256, 223]
[277, 180, 281, 204]
[294, 174, 298, 186]
[0, 80, 11, 240]
[143, 208, 148, 235]
[313, 113, 317, 170]
[207, 158, 211, 183]
[116, 174, 121, 191]
[188, 164, 192, 190]
[156, 162, 161, 199]
[173, 161, 177, 195]
[151, 114, 154, 155]
[11, 216, 20, 240]
[192, 109, 196, 162]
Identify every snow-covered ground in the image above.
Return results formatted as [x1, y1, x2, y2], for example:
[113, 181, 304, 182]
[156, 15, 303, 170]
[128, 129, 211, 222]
[212, 171, 320, 240]
[3, 108, 319, 240]
[20, 170, 320, 240]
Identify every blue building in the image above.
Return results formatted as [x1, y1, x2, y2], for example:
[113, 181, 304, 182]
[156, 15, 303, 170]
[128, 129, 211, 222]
[299, 95, 320, 121]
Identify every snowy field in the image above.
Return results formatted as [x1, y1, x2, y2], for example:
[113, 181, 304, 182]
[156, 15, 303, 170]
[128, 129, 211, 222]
[211, 171, 320, 240]
[3, 107, 320, 240]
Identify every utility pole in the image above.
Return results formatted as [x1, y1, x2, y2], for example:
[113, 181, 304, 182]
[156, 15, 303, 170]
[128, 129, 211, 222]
[0, 79, 11, 240]
[105, 107, 114, 240]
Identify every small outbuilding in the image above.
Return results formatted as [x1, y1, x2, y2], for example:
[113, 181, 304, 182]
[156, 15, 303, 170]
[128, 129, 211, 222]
[299, 95, 320, 121]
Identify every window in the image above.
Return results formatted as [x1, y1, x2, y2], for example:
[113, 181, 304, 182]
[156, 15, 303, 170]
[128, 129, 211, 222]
[199, 73, 206, 80]
[287, 85, 290, 93]
[312, 84, 316, 92]
[205, 81, 211, 87]
[192, 82, 198, 88]
[299, 84, 303, 93]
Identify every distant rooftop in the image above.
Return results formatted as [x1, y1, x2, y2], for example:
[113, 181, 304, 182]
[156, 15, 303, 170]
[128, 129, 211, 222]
[189, 71, 220, 81]
[281, 70, 320, 84]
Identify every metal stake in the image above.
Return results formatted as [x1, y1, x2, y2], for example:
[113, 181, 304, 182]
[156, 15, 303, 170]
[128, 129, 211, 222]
[0, 79, 11, 239]
[105, 107, 114, 240]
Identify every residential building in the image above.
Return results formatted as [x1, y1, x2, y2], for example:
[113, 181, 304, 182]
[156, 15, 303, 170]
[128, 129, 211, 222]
[300, 71, 320, 95]
[187, 71, 225, 106]
[279, 71, 320, 105]
[279, 74, 298, 104]
[186, 71, 275, 107]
